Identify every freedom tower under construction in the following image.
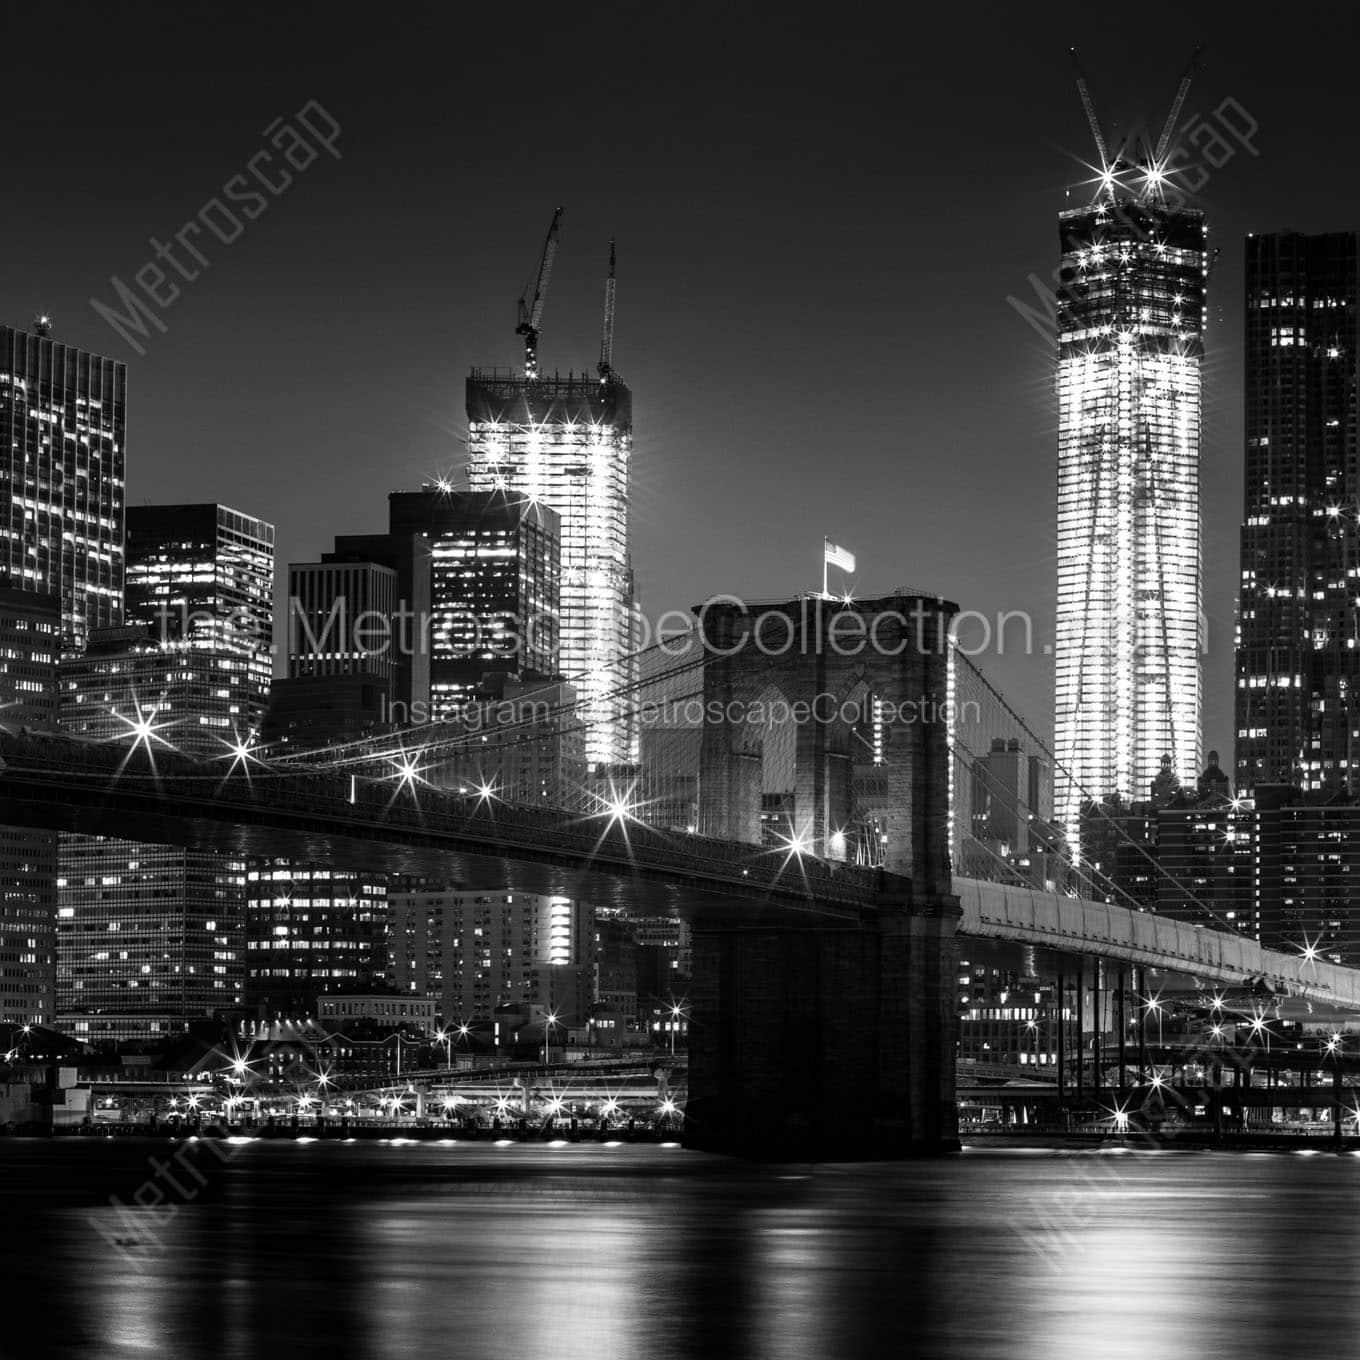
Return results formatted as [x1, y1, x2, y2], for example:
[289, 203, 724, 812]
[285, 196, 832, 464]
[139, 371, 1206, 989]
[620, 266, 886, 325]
[465, 212, 637, 771]
[1054, 55, 1208, 853]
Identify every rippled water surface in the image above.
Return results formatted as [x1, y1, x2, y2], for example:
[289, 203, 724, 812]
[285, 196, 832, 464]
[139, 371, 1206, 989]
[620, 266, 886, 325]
[5, 1138, 1360, 1359]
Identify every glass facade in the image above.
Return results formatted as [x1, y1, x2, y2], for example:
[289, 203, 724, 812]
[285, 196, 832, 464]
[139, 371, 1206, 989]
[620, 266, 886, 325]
[124, 503, 276, 737]
[288, 559, 399, 686]
[0, 321, 124, 1025]
[465, 370, 635, 767]
[1236, 232, 1360, 796]
[244, 862, 389, 1018]
[1054, 197, 1207, 852]
[387, 884, 592, 1026]
[60, 627, 261, 757]
[388, 487, 560, 722]
[54, 502, 274, 1040]
[0, 324, 125, 648]
[55, 838, 245, 1044]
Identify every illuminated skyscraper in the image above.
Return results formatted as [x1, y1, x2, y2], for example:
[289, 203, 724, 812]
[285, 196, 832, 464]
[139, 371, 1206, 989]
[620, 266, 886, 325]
[55, 840, 245, 1045]
[124, 503, 275, 738]
[0, 589, 60, 1025]
[1236, 231, 1359, 796]
[389, 487, 560, 722]
[0, 317, 124, 1026]
[1054, 178, 1207, 852]
[243, 862, 389, 1018]
[465, 372, 634, 768]
[0, 322, 126, 647]
[54, 504, 273, 1042]
[386, 883, 593, 1027]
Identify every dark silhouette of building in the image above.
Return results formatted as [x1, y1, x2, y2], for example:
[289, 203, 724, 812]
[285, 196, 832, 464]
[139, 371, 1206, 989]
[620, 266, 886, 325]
[1237, 231, 1360, 796]
[388, 488, 559, 722]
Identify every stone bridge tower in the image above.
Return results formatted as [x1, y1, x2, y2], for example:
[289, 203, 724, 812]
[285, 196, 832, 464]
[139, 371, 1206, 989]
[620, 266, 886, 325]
[684, 593, 963, 1158]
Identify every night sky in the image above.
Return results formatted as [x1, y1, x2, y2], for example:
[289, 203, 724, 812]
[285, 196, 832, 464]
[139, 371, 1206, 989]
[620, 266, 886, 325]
[7, 0, 1360, 767]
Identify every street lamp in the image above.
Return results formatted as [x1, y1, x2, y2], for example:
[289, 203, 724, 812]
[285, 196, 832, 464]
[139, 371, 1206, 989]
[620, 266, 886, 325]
[667, 1000, 687, 1056]
[543, 1011, 558, 1066]
[435, 1028, 451, 1070]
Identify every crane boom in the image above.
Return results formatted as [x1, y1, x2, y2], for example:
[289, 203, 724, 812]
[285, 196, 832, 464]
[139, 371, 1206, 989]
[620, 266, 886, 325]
[1153, 47, 1202, 163]
[1070, 47, 1109, 168]
[597, 238, 616, 382]
[515, 206, 564, 380]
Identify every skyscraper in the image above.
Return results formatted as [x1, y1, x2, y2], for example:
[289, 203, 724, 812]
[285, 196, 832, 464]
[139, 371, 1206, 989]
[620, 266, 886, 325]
[125, 504, 275, 738]
[0, 589, 60, 1025]
[386, 883, 593, 1027]
[0, 322, 126, 647]
[465, 372, 634, 768]
[1054, 191, 1207, 851]
[388, 488, 560, 722]
[0, 319, 125, 1026]
[54, 503, 273, 1042]
[1236, 231, 1359, 796]
[55, 840, 245, 1045]
[244, 862, 390, 1018]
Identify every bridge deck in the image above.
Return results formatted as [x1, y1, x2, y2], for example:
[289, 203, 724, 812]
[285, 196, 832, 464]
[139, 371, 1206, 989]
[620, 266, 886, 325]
[957, 877, 1360, 1011]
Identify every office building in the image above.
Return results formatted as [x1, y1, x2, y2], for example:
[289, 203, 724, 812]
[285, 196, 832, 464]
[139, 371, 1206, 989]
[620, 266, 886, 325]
[465, 370, 634, 766]
[0, 321, 125, 647]
[124, 503, 275, 739]
[55, 503, 274, 1042]
[60, 625, 258, 756]
[55, 840, 245, 1045]
[0, 318, 125, 1025]
[1054, 189, 1207, 852]
[243, 862, 389, 1018]
[277, 531, 431, 743]
[388, 487, 559, 723]
[428, 673, 583, 804]
[387, 883, 593, 1027]
[1236, 231, 1360, 796]
[0, 589, 60, 1024]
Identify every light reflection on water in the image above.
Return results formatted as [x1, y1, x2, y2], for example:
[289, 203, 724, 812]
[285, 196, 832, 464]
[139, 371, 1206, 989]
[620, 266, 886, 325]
[7, 1141, 1360, 1358]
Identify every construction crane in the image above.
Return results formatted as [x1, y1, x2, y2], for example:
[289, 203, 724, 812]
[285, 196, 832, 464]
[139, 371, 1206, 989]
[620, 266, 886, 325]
[515, 207, 563, 381]
[597, 238, 616, 384]
[1070, 46, 1110, 171]
[1153, 46, 1203, 164]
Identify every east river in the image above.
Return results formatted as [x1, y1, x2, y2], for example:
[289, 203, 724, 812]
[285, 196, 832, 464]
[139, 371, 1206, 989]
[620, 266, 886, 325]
[4, 1138, 1359, 1358]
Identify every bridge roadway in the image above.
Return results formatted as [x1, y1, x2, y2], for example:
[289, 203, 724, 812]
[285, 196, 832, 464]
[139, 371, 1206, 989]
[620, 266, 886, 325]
[956, 878, 1360, 1011]
[0, 732, 881, 921]
[6, 731, 1360, 1007]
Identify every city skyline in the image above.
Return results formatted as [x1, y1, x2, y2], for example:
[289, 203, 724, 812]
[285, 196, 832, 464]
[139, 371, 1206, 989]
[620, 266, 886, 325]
[7, 13, 1360, 1349]
[8, 6, 1360, 770]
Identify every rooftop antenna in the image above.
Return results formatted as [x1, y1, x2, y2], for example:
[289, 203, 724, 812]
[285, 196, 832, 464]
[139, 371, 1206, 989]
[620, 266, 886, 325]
[597, 238, 616, 384]
[515, 207, 563, 381]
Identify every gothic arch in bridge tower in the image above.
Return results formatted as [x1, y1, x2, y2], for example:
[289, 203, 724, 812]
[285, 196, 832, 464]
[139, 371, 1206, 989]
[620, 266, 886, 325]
[693, 594, 958, 898]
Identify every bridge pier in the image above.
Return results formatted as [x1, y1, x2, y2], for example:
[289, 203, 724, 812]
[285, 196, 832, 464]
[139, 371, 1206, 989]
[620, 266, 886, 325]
[683, 887, 960, 1160]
